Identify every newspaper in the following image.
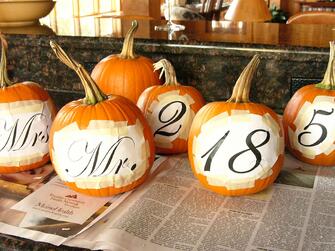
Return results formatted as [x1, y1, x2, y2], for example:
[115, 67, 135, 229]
[0, 164, 130, 246]
[0, 154, 334, 250]
[0, 157, 167, 246]
[64, 154, 335, 251]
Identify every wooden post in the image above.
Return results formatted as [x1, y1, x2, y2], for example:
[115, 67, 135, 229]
[121, 0, 161, 20]
[280, 0, 301, 17]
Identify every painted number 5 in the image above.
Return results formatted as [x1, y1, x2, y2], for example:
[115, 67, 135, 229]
[298, 108, 334, 147]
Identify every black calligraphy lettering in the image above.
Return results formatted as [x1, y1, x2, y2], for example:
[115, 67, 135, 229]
[66, 136, 137, 177]
[228, 129, 270, 174]
[154, 101, 187, 137]
[298, 108, 334, 147]
[0, 113, 49, 152]
[201, 131, 230, 171]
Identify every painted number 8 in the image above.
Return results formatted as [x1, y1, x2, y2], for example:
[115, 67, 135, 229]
[201, 129, 270, 173]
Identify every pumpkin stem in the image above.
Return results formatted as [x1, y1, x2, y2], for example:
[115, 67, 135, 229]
[227, 55, 260, 103]
[119, 20, 138, 59]
[50, 41, 107, 105]
[316, 41, 335, 90]
[0, 34, 13, 88]
[153, 59, 179, 86]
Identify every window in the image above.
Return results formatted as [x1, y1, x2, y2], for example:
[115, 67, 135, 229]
[41, 0, 121, 36]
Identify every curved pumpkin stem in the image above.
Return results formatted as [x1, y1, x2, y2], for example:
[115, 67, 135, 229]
[153, 59, 179, 86]
[119, 20, 138, 59]
[50, 41, 107, 105]
[0, 34, 13, 88]
[227, 55, 260, 103]
[316, 41, 335, 90]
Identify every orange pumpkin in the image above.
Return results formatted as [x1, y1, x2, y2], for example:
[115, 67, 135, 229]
[283, 41, 335, 166]
[137, 59, 205, 154]
[91, 20, 161, 104]
[188, 55, 285, 196]
[0, 35, 56, 173]
[49, 41, 155, 197]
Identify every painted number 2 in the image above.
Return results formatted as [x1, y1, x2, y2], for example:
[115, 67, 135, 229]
[201, 129, 270, 173]
[298, 108, 334, 147]
[154, 101, 187, 137]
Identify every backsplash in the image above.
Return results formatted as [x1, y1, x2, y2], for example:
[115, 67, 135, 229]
[5, 34, 329, 113]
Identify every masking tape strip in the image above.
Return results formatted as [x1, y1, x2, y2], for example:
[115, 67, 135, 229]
[293, 101, 311, 128]
[231, 109, 250, 115]
[291, 96, 335, 159]
[201, 112, 229, 133]
[0, 100, 44, 115]
[0, 152, 45, 166]
[157, 90, 181, 101]
[314, 95, 335, 103]
[324, 144, 335, 156]
[262, 113, 284, 155]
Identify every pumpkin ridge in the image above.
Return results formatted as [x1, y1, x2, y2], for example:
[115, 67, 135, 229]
[112, 98, 131, 122]
[99, 100, 114, 122]
[121, 59, 127, 99]
[59, 101, 85, 130]
[134, 60, 143, 102]
[97, 60, 110, 91]
[140, 58, 155, 86]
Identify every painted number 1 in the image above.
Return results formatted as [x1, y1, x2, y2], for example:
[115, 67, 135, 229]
[201, 129, 270, 174]
[298, 108, 334, 147]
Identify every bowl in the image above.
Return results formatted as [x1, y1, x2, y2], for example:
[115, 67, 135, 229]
[0, 0, 53, 2]
[0, 1, 55, 27]
[0, 23, 55, 35]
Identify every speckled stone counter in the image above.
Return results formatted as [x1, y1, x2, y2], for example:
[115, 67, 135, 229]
[3, 20, 334, 113]
[0, 234, 87, 251]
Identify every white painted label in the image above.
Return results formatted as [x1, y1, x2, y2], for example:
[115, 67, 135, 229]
[0, 100, 52, 166]
[289, 96, 335, 159]
[192, 111, 284, 190]
[147, 90, 195, 148]
[52, 119, 151, 189]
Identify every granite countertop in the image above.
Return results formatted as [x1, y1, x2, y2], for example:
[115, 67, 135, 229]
[2, 19, 333, 114]
[0, 234, 86, 251]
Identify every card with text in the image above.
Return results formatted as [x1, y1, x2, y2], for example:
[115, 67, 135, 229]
[12, 177, 111, 225]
